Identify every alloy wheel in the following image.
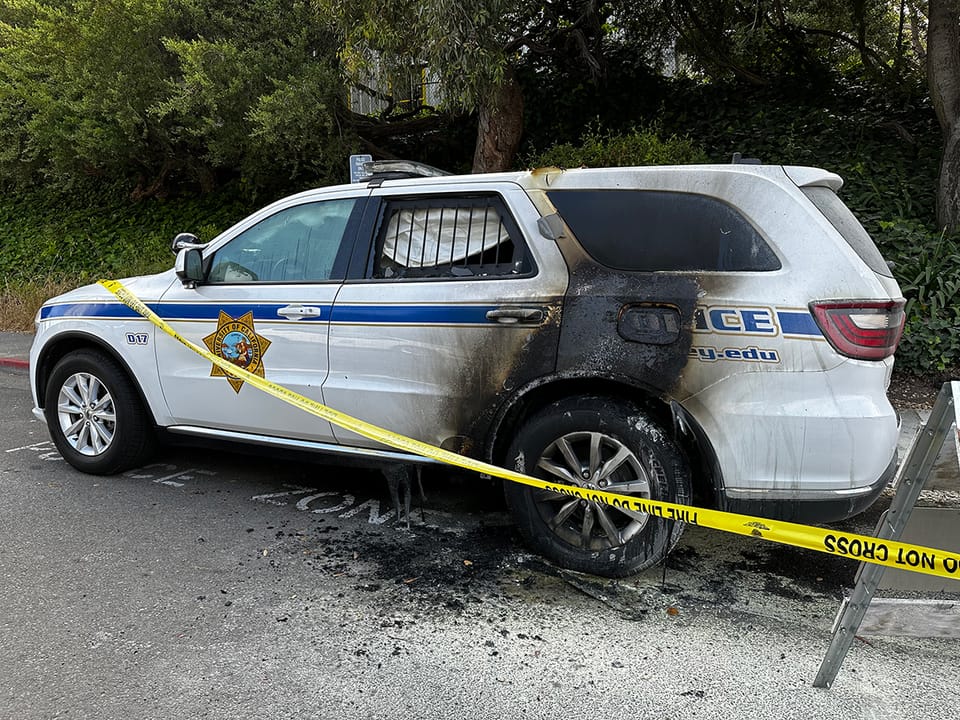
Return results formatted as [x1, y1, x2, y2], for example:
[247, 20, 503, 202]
[532, 431, 654, 551]
[56, 372, 117, 457]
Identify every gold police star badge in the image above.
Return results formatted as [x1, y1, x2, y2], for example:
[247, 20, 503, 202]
[202, 310, 271, 393]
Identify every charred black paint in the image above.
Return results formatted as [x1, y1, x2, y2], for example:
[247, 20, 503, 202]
[447, 302, 564, 458]
[552, 231, 699, 397]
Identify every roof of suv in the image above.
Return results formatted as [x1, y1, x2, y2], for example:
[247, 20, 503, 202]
[356, 164, 844, 193]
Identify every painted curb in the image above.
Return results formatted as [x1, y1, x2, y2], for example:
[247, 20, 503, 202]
[0, 357, 28, 370]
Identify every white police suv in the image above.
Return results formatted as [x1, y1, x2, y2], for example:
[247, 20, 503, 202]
[30, 160, 905, 576]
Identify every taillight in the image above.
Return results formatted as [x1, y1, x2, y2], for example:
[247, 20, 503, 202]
[809, 300, 905, 361]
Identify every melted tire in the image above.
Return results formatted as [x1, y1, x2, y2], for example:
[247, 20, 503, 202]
[44, 349, 155, 475]
[504, 395, 691, 578]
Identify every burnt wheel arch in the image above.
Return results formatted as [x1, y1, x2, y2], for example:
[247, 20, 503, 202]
[504, 394, 692, 576]
[486, 375, 723, 509]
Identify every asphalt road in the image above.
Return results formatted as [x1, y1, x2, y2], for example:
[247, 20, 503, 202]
[2, 368, 960, 719]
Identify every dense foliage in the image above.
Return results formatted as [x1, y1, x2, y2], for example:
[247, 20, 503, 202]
[883, 222, 960, 372]
[0, 0, 352, 196]
[525, 126, 708, 168]
[0, 186, 248, 283]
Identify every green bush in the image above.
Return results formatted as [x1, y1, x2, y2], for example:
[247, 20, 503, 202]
[524, 126, 708, 169]
[881, 219, 960, 373]
[0, 1, 352, 198]
[0, 186, 252, 284]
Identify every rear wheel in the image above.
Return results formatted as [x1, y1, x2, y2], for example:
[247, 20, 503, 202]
[44, 349, 155, 474]
[504, 395, 691, 577]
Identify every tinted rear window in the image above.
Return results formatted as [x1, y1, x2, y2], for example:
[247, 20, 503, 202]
[547, 189, 780, 272]
[801, 186, 893, 278]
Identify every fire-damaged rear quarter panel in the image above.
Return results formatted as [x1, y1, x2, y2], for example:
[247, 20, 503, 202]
[524, 166, 901, 521]
[551, 244, 698, 393]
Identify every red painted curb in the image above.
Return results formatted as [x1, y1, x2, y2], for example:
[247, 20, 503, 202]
[0, 357, 28, 370]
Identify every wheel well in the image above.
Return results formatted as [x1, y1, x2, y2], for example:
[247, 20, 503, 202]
[489, 376, 722, 509]
[35, 333, 157, 425]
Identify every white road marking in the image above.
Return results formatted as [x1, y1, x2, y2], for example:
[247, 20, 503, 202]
[5, 441, 399, 527]
[296, 491, 356, 514]
[251, 485, 317, 506]
[338, 498, 396, 525]
[6, 441, 54, 453]
[5, 441, 63, 462]
[124, 463, 177, 480]
[122, 463, 218, 487]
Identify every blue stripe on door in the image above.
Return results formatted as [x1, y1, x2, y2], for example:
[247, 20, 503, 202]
[330, 305, 497, 324]
[40, 302, 497, 325]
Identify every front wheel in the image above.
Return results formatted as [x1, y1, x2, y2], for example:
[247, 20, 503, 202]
[504, 395, 691, 577]
[44, 349, 155, 474]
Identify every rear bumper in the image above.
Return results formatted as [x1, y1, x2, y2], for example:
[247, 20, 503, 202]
[720, 449, 897, 524]
[679, 357, 899, 521]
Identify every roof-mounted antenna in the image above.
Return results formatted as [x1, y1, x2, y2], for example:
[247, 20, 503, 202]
[732, 152, 762, 165]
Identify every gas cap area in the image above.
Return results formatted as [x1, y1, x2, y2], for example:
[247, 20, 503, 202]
[617, 304, 682, 345]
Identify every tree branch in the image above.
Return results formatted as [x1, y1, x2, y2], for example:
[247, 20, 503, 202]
[351, 80, 397, 118]
[909, 2, 927, 64]
[344, 108, 448, 141]
[796, 26, 891, 74]
[671, 0, 769, 85]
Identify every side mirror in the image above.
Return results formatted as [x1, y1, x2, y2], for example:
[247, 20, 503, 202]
[171, 232, 202, 255]
[175, 247, 204, 286]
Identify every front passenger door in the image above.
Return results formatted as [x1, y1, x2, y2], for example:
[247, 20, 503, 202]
[156, 195, 365, 443]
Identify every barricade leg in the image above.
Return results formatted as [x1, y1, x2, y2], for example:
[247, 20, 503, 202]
[814, 382, 958, 688]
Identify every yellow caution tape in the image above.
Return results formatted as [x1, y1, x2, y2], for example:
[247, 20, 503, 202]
[101, 278, 960, 580]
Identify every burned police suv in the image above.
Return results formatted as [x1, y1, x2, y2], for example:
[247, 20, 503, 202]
[30, 161, 905, 576]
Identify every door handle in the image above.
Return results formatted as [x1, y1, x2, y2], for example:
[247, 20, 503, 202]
[277, 304, 323, 319]
[486, 307, 544, 324]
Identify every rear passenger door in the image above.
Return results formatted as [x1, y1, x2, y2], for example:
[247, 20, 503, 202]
[324, 183, 568, 453]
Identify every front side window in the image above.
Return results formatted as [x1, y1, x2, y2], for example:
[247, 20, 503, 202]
[208, 198, 359, 283]
[373, 195, 531, 279]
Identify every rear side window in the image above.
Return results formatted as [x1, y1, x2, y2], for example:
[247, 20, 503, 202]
[547, 189, 780, 272]
[372, 195, 532, 279]
[801, 186, 893, 278]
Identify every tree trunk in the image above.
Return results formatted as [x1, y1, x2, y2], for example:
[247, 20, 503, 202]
[938, 123, 960, 234]
[472, 67, 524, 173]
[928, 0, 960, 232]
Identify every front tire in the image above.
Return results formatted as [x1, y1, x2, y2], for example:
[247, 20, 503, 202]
[504, 395, 691, 577]
[44, 349, 155, 474]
